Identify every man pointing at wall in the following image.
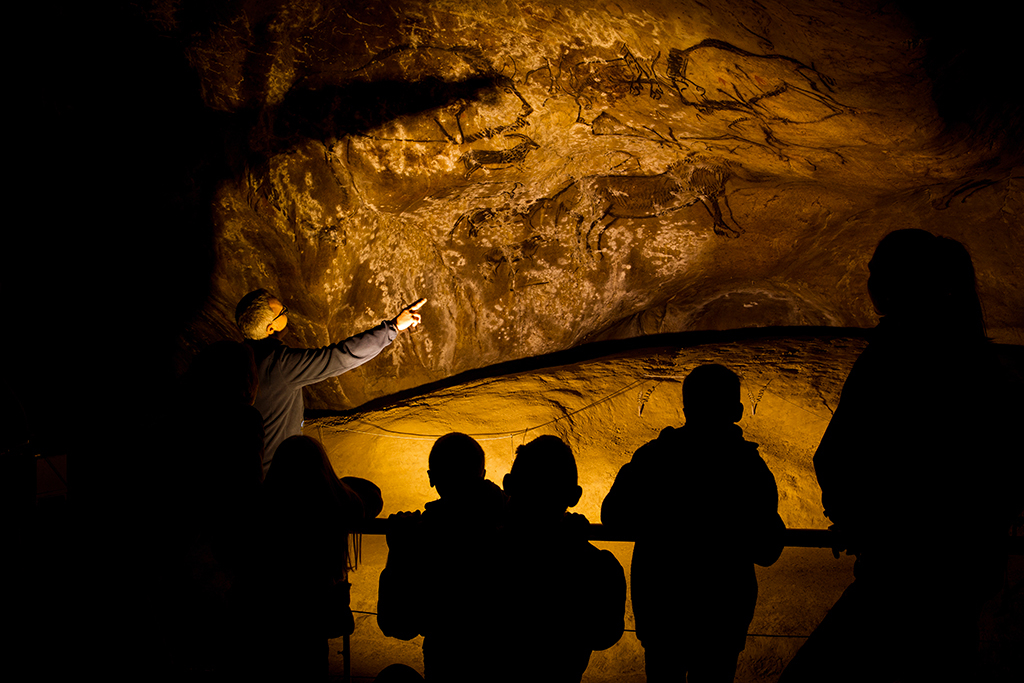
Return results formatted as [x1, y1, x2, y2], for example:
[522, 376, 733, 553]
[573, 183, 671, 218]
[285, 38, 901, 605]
[235, 290, 426, 477]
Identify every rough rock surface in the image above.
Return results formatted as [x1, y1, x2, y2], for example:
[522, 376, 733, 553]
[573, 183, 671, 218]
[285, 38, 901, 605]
[312, 332, 868, 526]
[305, 333, 1021, 681]
[10, 2, 1022, 680]
[150, 0, 1023, 410]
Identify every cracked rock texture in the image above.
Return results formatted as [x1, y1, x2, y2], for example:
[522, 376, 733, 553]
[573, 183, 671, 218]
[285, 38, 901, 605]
[308, 335, 867, 681]
[145, 0, 1023, 410]
[305, 333, 1020, 681]
[9, 2, 1023, 681]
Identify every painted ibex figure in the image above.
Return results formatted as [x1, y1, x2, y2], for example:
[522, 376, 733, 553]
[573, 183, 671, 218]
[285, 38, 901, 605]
[534, 156, 743, 255]
[459, 133, 540, 178]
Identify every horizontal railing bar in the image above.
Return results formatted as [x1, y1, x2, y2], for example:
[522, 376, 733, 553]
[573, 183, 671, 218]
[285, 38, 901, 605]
[355, 518, 1024, 553]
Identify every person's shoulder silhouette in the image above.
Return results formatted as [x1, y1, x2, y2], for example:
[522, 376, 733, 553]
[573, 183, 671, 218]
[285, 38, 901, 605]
[422, 432, 507, 532]
[781, 229, 1022, 683]
[604, 363, 782, 550]
[377, 433, 507, 683]
[490, 435, 626, 683]
[602, 363, 784, 682]
[255, 435, 379, 678]
[814, 228, 1014, 567]
[167, 340, 266, 675]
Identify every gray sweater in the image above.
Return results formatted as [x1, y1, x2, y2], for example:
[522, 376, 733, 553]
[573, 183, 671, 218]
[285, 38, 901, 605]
[247, 320, 397, 477]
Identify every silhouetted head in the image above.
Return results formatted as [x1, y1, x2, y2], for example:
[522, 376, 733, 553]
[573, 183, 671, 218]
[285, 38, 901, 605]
[264, 435, 362, 569]
[503, 435, 582, 522]
[183, 340, 258, 406]
[867, 229, 986, 340]
[235, 288, 289, 340]
[264, 435, 349, 519]
[428, 432, 486, 498]
[373, 664, 425, 683]
[683, 363, 744, 426]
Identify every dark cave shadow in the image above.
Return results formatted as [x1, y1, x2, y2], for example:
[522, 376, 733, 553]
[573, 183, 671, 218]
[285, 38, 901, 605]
[264, 75, 510, 151]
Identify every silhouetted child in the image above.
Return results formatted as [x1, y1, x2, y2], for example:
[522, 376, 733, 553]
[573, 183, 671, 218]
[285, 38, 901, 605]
[377, 432, 507, 681]
[421, 431, 508, 532]
[602, 363, 785, 683]
[249, 435, 382, 680]
[779, 230, 1023, 683]
[373, 663, 426, 682]
[489, 435, 626, 683]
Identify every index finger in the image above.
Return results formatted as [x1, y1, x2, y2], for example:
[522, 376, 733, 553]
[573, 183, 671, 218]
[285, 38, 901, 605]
[406, 298, 427, 311]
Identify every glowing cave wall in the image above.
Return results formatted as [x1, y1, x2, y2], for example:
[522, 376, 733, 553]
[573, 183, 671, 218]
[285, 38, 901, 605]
[10, 0, 1024, 680]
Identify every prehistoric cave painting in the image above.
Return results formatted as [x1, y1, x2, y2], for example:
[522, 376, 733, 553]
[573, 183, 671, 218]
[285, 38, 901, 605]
[536, 44, 666, 123]
[326, 44, 536, 158]
[449, 154, 742, 263]
[530, 154, 743, 256]
[637, 382, 660, 417]
[622, 46, 664, 101]
[449, 190, 538, 241]
[452, 207, 500, 240]
[668, 39, 846, 123]
[447, 203, 549, 292]
[457, 78, 535, 143]
[459, 133, 541, 177]
[548, 39, 850, 161]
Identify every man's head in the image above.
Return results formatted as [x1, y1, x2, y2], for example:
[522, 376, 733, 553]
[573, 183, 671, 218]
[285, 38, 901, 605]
[503, 435, 582, 520]
[682, 363, 744, 426]
[427, 432, 486, 498]
[235, 289, 289, 340]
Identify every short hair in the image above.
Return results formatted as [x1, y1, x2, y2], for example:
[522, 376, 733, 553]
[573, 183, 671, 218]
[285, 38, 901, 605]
[235, 289, 277, 340]
[510, 435, 578, 493]
[683, 364, 741, 423]
[429, 432, 485, 482]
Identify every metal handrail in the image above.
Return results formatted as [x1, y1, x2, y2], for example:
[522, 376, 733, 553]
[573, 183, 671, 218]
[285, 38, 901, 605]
[355, 518, 1024, 553]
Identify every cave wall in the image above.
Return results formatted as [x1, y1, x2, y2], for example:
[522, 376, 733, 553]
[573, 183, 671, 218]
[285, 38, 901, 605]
[306, 335, 864, 681]
[8, 2, 1023, 679]
[304, 333, 1020, 680]
[152, 0, 1023, 410]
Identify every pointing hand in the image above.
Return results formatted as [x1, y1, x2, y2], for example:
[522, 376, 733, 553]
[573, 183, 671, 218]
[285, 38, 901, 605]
[394, 298, 427, 331]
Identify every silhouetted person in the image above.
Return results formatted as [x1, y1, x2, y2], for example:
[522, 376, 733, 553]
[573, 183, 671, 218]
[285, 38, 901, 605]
[249, 435, 383, 680]
[779, 229, 1023, 683]
[602, 363, 785, 682]
[169, 340, 265, 674]
[490, 435, 626, 683]
[235, 289, 426, 477]
[377, 432, 507, 681]
[175, 341, 265, 556]
[374, 664, 426, 682]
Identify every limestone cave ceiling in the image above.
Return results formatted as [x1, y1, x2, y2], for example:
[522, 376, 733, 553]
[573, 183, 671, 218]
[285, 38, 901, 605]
[149, 0, 1022, 409]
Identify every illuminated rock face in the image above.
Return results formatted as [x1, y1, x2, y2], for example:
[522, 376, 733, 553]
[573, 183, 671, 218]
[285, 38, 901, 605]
[311, 333, 865, 526]
[161, 0, 1023, 410]
[308, 334, 866, 680]
[143, 5, 1022, 674]
[303, 334, 1021, 681]
[12, 4, 1021, 680]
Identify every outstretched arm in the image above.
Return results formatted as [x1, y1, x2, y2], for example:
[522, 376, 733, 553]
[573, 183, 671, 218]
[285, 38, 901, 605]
[279, 299, 428, 387]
